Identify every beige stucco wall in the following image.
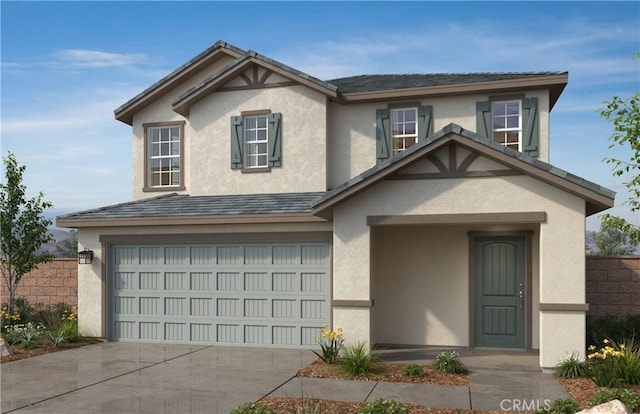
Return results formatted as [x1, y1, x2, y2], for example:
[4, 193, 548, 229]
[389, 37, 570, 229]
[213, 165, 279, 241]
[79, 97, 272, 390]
[332, 173, 584, 368]
[327, 90, 550, 187]
[76, 221, 332, 338]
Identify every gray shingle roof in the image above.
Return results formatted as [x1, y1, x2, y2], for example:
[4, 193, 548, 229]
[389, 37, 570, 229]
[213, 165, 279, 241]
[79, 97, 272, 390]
[329, 72, 567, 94]
[58, 192, 325, 220]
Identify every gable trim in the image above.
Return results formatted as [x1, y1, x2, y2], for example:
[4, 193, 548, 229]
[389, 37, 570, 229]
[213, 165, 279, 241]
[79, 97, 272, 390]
[389, 170, 524, 180]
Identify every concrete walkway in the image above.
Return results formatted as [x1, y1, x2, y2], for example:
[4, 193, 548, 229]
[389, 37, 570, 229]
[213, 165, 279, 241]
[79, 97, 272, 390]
[1, 343, 569, 413]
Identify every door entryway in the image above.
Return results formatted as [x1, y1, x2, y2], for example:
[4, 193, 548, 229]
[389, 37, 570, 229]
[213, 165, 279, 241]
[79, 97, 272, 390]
[474, 236, 526, 348]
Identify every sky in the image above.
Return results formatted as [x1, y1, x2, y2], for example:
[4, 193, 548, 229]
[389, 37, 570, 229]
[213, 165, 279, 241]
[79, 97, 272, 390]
[1, 1, 639, 231]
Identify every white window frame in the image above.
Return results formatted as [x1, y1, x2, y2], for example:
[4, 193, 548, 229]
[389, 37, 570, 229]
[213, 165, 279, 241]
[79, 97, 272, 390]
[491, 100, 522, 151]
[391, 107, 418, 156]
[243, 115, 269, 168]
[145, 123, 183, 189]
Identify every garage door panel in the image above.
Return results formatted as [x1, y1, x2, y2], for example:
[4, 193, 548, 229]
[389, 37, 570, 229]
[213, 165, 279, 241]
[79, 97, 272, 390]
[110, 242, 330, 348]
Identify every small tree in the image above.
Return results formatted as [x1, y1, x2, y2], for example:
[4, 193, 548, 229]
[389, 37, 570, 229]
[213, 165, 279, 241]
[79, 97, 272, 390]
[589, 215, 636, 255]
[599, 84, 639, 245]
[54, 229, 78, 258]
[0, 152, 54, 312]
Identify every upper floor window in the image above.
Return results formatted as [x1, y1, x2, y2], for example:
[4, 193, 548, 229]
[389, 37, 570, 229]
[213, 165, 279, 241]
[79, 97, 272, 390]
[491, 101, 521, 151]
[244, 115, 269, 168]
[230, 111, 282, 171]
[476, 97, 538, 157]
[375, 105, 433, 164]
[391, 108, 418, 156]
[144, 122, 184, 190]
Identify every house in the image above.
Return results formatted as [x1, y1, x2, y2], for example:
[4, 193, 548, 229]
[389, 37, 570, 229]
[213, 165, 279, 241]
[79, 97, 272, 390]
[57, 40, 614, 370]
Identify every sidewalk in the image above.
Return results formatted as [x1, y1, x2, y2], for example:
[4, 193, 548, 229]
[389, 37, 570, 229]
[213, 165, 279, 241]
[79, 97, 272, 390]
[268, 347, 570, 411]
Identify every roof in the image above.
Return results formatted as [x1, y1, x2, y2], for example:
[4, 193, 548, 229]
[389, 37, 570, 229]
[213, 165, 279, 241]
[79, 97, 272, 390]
[311, 123, 614, 218]
[114, 40, 569, 124]
[56, 192, 326, 227]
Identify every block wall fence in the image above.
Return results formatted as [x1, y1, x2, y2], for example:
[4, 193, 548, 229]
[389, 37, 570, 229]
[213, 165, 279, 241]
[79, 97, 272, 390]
[586, 256, 640, 317]
[0, 259, 77, 307]
[0, 257, 638, 317]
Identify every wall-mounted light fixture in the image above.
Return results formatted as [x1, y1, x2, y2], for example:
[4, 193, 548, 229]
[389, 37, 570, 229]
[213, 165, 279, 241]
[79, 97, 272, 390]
[78, 249, 94, 264]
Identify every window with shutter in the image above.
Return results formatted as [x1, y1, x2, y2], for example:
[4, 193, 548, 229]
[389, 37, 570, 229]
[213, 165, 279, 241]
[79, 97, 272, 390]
[230, 111, 282, 171]
[376, 105, 433, 164]
[475, 98, 539, 157]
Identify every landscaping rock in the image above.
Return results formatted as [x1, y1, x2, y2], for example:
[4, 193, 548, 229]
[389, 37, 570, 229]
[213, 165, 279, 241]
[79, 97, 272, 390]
[0, 338, 10, 357]
[577, 399, 631, 414]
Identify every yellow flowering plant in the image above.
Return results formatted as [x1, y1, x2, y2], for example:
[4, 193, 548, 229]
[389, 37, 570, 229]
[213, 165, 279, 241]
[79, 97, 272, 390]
[587, 338, 640, 387]
[313, 324, 344, 364]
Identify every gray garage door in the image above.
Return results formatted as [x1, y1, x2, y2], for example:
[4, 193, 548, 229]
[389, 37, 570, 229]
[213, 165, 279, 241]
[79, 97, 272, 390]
[109, 242, 330, 348]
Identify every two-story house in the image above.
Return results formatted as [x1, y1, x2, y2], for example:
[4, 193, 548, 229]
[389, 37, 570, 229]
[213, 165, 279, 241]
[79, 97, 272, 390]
[57, 40, 615, 370]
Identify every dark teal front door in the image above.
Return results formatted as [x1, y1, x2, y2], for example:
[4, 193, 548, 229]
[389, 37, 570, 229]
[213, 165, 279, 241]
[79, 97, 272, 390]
[474, 237, 526, 348]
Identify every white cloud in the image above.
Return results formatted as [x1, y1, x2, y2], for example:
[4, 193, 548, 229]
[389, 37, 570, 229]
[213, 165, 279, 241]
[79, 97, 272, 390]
[52, 49, 149, 69]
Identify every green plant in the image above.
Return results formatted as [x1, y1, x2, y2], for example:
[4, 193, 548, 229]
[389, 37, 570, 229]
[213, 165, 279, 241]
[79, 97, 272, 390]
[4, 322, 45, 348]
[58, 319, 80, 343]
[433, 350, 466, 374]
[230, 402, 276, 414]
[359, 398, 408, 414]
[587, 314, 640, 347]
[340, 342, 382, 377]
[401, 363, 425, 377]
[313, 324, 344, 364]
[46, 329, 68, 347]
[531, 397, 581, 414]
[587, 338, 640, 386]
[553, 352, 589, 378]
[588, 388, 640, 411]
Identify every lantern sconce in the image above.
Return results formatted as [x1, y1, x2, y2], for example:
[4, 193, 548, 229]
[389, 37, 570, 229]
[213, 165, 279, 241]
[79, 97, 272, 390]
[78, 249, 94, 264]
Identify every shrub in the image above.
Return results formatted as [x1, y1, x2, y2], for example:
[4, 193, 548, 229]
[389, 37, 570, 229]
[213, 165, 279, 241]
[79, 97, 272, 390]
[588, 388, 640, 411]
[401, 363, 425, 377]
[433, 350, 466, 374]
[3, 322, 45, 348]
[313, 324, 344, 364]
[58, 320, 81, 343]
[230, 402, 275, 414]
[46, 329, 68, 347]
[587, 314, 640, 348]
[359, 398, 408, 414]
[587, 338, 640, 386]
[531, 398, 581, 414]
[553, 352, 589, 378]
[340, 342, 382, 377]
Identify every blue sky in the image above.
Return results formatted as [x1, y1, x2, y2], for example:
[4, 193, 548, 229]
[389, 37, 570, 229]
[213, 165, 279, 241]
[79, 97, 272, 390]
[1, 1, 639, 230]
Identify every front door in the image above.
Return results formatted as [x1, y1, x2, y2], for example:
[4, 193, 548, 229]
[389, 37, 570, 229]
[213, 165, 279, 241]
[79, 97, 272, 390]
[474, 236, 526, 348]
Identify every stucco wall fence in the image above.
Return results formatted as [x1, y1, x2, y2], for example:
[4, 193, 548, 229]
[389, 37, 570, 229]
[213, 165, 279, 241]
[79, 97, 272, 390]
[586, 256, 640, 317]
[0, 259, 77, 307]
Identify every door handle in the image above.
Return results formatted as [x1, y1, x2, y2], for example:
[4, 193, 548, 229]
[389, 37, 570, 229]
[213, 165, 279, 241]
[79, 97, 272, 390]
[518, 283, 524, 310]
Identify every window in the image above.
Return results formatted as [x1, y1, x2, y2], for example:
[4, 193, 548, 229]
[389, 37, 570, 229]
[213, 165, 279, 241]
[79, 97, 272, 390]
[244, 115, 268, 168]
[476, 97, 538, 157]
[491, 101, 521, 151]
[230, 112, 282, 170]
[144, 122, 184, 190]
[375, 105, 433, 164]
[391, 108, 418, 156]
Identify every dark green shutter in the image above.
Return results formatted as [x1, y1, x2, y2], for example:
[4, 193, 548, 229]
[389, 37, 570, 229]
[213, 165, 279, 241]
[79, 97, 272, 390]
[522, 97, 539, 157]
[268, 113, 282, 167]
[476, 101, 492, 139]
[418, 105, 433, 141]
[230, 115, 243, 169]
[376, 108, 390, 164]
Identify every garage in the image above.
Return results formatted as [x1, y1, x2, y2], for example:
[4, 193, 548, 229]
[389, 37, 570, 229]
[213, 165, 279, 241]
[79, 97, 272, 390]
[109, 241, 330, 348]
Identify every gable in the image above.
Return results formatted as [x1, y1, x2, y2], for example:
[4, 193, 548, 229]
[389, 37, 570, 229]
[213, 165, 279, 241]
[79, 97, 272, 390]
[312, 124, 614, 218]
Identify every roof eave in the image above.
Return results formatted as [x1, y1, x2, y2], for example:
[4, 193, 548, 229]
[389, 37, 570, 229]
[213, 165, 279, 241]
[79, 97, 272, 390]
[56, 212, 328, 228]
[114, 42, 245, 125]
[339, 73, 569, 106]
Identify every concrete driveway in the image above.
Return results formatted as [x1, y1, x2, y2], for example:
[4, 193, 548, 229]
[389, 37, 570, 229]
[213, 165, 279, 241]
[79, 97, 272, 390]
[1, 342, 316, 414]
